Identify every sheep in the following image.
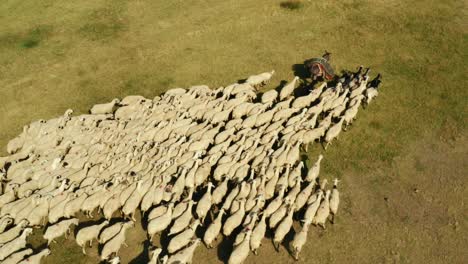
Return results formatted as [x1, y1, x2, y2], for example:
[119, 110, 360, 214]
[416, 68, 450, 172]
[2, 248, 33, 264]
[246, 70, 275, 88]
[323, 117, 345, 149]
[261, 89, 278, 104]
[166, 238, 201, 264]
[290, 222, 311, 261]
[312, 190, 331, 229]
[167, 219, 200, 254]
[279, 76, 299, 101]
[0, 215, 13, 233]
[294, 181, 316, 212]
[148, 203, 174, 240]
[148, 247, 162, 264]
[0, 219, 29, 244]
[228, 229, 252, 264]
[43, 218, 79, 245]
[223, 199, 246, 236]
[203, 208, 225, 248]
[99, 222, 125, 244]
[305, 154, 323, 182]
[269, 202, 289, 230]
[273, 204, 295, 251]
[365, 85, 379, 105]
[169, 200, 196, 236]
[76, 220, 109, 254]
[343, 103, 360, 129]
[90, 98, 120, 115]
[329, 178, 340, 223]
[108, 256, 121, 264]
[27, 194, 52, 226]
[196, 182, 214, 222]
[0, 184, 19, 208]
[0, 228, 33, 261]
[250, 212, 266, 255]
[100, 221, 134, 260]
[17, 248, 51, 264]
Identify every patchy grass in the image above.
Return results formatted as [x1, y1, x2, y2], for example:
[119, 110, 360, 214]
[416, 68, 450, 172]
[0, 0, 466, 263]
[280, 0, 303, 10]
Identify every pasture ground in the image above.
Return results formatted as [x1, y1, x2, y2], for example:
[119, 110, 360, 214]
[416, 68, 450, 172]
[0, 0, 466, 263]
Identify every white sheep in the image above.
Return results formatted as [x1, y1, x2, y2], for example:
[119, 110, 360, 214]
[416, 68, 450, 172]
[76, 220, 109, 254]
[273, 205, 295, 251]
[100, 221, 134, 260]
[0, 215, 13, 233]
[2, 248, 33, 264]
[203, 208, 225, 248]
[329, 178, 340, 223]
[312, 190, 331, 229]
[148, 247, 162, 264]
[167, 219, 200, 254]
[223, 199, 246, 236]
[290, 222, 311, 261]
[166, 238, 201, 264]
[323, 117, 345, 150]
[0, 228, 33, 261]
[99, 222, 124, 245]
[169, 200, 196, 236]
[228, 229, 252, 264]
[305, 154, 323, 182]
[196, 182, 214, 222]
[246, 70, 275, 88]
[0, 219, 29, 244]
[148, 203, 174, 240]
[90, 98, 120, 115]
[279, 76, 300, 101]
[43, 218, 79, 245]
[17, 248, 51, 264]
[250, 212, 266, 255]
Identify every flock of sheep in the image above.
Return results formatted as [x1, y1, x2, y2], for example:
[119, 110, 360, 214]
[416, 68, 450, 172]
[0, 67, 380, 264]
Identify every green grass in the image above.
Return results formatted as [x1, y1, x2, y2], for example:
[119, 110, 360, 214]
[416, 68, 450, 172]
[0, 0, 466, 263]
[280, 1, 303, 10]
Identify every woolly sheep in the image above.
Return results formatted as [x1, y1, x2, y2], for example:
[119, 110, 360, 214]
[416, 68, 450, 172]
[0, 219, 29, 244]
[166, 238, 201, 264]
[312, 190, 331, 229]
[203, 208, 225, 248]
[43, 218, 79, 245]
[76, 220, 109, 254]
[90, 99, 120, 115]
[167, 219, 200, 254]
[100, 221, 134, 260]
[2, 248, 33, 264]
[0, 228, 33, 260]
[17, 248, 51, 264]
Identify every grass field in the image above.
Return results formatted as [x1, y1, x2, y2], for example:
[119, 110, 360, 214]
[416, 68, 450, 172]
[0, 0, 467, 263]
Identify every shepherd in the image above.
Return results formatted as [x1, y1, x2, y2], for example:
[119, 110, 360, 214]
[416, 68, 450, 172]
[306, 51, 335, 81]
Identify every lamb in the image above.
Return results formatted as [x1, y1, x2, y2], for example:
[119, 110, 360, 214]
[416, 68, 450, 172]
[2, 248, 33, 264]
[100, 221, 134, 260]
[167, 219, 200, 254]
[0, 219, 29, 244]
[329, 178, 340, 223]
[365, 85, 379, 105]
[203, 209, 225, 248]
[0, 228, 33, 261]
[166, 238, 201, 264]
[90, 98, 120, 115]
[76, 220, 109, 254]
[17, 248, 51, 264]
[43, 218, 79, 245]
